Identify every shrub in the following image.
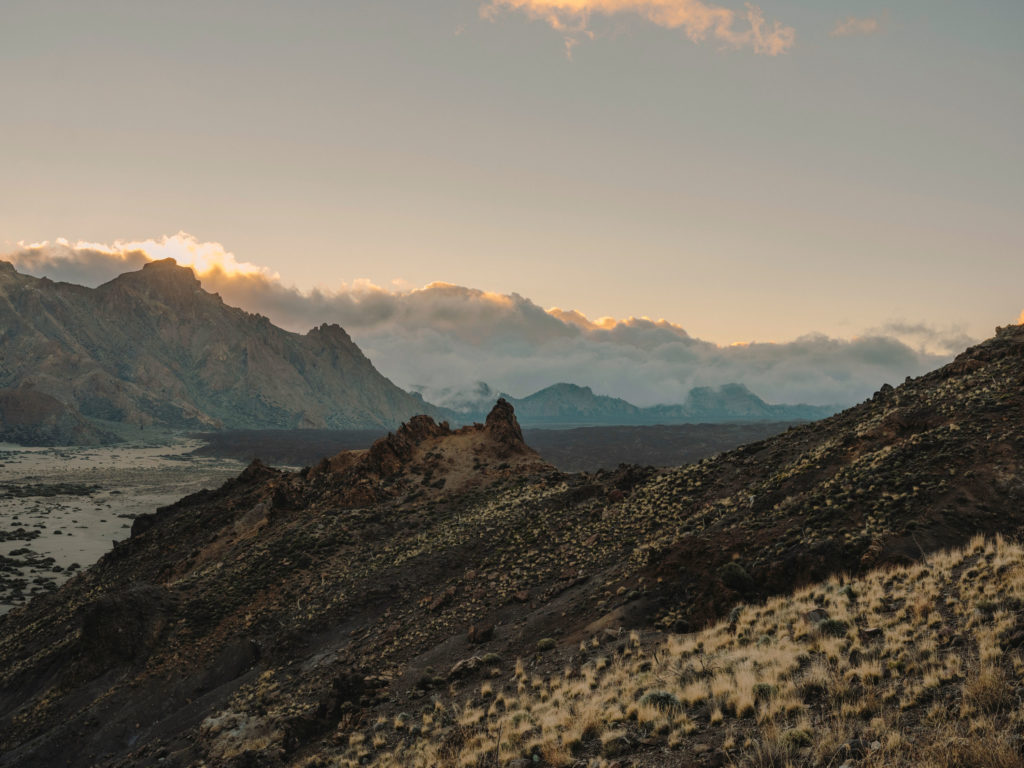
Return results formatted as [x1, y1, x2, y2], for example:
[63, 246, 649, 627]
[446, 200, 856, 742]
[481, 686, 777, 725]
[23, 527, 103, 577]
[639, 690, 682, 712]
[753, 683, 778, 702]
[719, 562, 754, 592]
[817, 619, 849, 638]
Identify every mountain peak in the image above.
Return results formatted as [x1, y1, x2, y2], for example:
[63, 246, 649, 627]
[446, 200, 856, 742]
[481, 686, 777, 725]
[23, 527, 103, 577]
[139, 257, 200, 282]
[307, 322, 356, 346]
[99, 257, 202, 301]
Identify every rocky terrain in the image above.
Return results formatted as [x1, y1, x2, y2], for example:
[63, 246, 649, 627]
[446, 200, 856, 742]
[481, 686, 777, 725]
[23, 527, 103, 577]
[0, 324, 1022, 767]
[0, 259, 447, 438]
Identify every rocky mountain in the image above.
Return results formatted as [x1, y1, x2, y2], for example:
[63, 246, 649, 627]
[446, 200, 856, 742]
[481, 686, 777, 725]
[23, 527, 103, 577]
[459, 381, 837, 428]
[0, 259, 447, 434]
[1, 324, 1023, 767]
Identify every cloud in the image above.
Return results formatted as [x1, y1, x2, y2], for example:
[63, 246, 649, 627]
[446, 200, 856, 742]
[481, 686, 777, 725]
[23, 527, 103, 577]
[867, 321, 975, 357]
[831, 16, 882, 37]
[1018, 309, 1024, 325]
[480, 0, 795, 56]
[11, 233, 273, 286]
[3, 235, 964, 411]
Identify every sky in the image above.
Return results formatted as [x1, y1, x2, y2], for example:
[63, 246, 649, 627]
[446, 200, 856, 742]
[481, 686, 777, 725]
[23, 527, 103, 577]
[1, 1, 1022, 405]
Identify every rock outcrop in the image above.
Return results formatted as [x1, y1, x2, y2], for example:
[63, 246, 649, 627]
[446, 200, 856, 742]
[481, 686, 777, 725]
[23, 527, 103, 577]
[309, 398, 548, 505]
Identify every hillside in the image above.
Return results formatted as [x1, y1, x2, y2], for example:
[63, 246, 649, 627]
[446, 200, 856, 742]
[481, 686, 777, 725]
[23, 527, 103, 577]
[0, 259, 447, 434]
[0, 323, 1022, 767]
[0, 387, 116, 446]
[369, 535, 1024, 768]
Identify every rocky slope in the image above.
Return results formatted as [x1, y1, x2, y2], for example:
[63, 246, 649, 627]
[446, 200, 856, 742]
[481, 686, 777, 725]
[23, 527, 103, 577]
[0, 324, 1022, 767]
[0, 259, 446, 434]
[0, 387, 116, 445]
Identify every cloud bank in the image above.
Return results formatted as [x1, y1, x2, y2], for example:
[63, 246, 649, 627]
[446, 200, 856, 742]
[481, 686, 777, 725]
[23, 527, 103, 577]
[5, 234, 970, 410]
[481, 0, 795, 56]
[831, 16, 882, 37]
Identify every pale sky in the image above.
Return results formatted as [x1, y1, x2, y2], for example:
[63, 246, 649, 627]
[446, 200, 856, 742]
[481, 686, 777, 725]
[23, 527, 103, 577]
[1, 0, 1022, 346]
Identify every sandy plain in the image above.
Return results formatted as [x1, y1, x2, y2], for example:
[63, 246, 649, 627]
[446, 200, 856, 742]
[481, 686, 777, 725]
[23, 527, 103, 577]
[0, 439, 244, 614]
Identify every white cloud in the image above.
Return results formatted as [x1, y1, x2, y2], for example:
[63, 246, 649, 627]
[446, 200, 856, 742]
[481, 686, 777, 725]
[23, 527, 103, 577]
[4, 235, 963, 410]
[481, 0, 795, 56]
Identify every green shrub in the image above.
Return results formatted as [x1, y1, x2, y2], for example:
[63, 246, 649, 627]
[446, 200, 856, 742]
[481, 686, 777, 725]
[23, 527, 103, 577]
[639, 690, 682, 712]
[817, 618, 849, 638]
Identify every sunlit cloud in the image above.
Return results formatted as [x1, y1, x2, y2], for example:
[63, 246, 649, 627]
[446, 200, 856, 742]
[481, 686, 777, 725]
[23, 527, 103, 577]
[831, 15, 882, 37]
[1017, 309, 1024, 325]
[2, 234, 962, 411]
[12, 232, 273, 283]
[480, 0, 796, 56]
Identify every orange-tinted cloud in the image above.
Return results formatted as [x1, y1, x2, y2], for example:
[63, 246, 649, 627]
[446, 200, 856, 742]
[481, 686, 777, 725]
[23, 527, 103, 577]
[481, 0, 795, 55]
[1018, 309, 1024, 325]
[13, 232, 272, 282]
[831, 16, 881, 37]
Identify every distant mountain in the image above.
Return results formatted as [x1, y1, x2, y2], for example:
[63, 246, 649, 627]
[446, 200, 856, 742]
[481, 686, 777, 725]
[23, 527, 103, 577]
[0, 259, 449, 436]
[502, 382, 642, 425]
[647, 382, 838, 423]
[479, 381, 837, 427]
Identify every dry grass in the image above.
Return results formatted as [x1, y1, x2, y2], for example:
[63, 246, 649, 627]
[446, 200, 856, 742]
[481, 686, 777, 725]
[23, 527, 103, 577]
[316, 536, 1024, 767]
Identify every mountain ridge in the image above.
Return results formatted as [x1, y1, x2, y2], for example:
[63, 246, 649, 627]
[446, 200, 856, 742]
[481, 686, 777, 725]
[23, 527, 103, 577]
[0, 258, 449, 434]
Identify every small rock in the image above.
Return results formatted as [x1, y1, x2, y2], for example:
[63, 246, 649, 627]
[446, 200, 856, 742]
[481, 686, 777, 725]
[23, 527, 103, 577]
[804, 608, 830, 624]
[467, 623, 494, 644]
[449, 656, 482, 679]
[858, 627, 883, 642]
